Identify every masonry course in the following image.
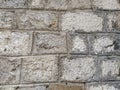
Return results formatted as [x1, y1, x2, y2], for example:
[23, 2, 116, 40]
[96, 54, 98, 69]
[0, 0, 120, 90]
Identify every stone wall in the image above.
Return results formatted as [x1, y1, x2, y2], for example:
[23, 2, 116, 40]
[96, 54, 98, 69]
[0, 0, 120, 90]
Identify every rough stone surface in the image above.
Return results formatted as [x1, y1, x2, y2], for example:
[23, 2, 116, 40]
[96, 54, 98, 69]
[92, 0, 120, 10]
[0, 31, 32, 56]
[99, 56, 120, 80]
[67, 33, 88, 54]
[61, 12, 103, 32]
[86, 82, 120, 90]
[16, 86, 46, 90]
[18, 11, 58, 30]
[29, 0, 91, 10]
[0, 0, 27, 8]
[0, 85, 46, 90]
[107, 13, 120, 31]
[21, 55, 58, 83]
[33, 32, 67, 54]
[0, 57, 21, 84]
[61, 56, 99, 82]
[89, 33, 119, 55]
[0, 11, 16, 29]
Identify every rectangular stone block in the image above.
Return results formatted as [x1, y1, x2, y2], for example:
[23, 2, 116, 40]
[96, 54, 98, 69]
[0, 0, 27, 8]
[21, 55, 58, 83]
[0, 57, 21, 84]
[0, 11, 16, 29]
[89, 33, 120, 55]
[18, 11, 58, 30]
[0, 85, 46, 90]
[0, 31, 32, 56]
[33, 32, 67, 54]
[98, 56, 120, 81]
[92, 0, 120, 10]
[29, 0, 91, 10]
[86, 82, 120, 90]
[67, 33, 88, 54]
[49, 84, 84, 90]
[60, 55, 99, 82]
[61, 11, 103, 32]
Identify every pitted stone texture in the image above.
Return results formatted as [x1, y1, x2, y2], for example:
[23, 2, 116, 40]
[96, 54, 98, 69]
[86, 82, 120, 90]
[92, 0, 120, 10]
[33, 32, 67, 54]
[18, 11, 58, 30]
[29, 0, 91, 10]
[99, 56, 120, 81]
[0, 31, 32, 56]
[89, 34, 118, 55]
[0, 57, 21, 84]
[61, 56, 98, 82]
[21, 55, 58, 83]
[16, 86, 46, 90]
[0, 11, 16, 29]
[0, 85, 46, 90]
[0, 0, 27, 8]
[62, 12, 103, 32]
[107, 13, 120, 31]
[67, 33, 88, 54]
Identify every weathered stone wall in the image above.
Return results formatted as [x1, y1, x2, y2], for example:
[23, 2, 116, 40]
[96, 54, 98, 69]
[0, 0, 120, 90]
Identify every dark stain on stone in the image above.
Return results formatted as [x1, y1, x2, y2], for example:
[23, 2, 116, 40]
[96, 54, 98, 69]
[117, 0, 120, 3]
[117, 68, 120, 76]
[38, 43, 54, 49]
[113, 40, 120, 50]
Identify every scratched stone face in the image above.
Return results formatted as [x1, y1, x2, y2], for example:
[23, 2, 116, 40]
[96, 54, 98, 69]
[33, 32, 67, 54]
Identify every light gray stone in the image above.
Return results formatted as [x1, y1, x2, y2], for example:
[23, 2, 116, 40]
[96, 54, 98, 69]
[0, 11, 16, 29]
[29, 0, 91, 10]
[0, 57, 21, 84]
[18, 11, 58, 30]
[99, 56, 120, 80]
[92, 0, 120, 10]
[61, 56, 99, 82]
[67, 33, 88, 54]
[0, 0, 27, 8]
[0, 85, 46, 90]
[21, 55, 58, 83]
[86, 82, 120, 90]
[33, 32, 67, 54]
[89, 33, 118, 55]
[0, 31, 32, 56]
[61, 12, 103, 32]
[16, 86, 46, 90]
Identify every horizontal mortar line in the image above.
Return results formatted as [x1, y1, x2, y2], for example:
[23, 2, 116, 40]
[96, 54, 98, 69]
[0, 82, 58, 86]
[0, 29, 120, 34]
[1, 8, 120, 12]
[0, 29, 61, 32]
[0, 53, 67, 57]
[0, 8, 120, 12]
[60, 80, 120, 83]
[0, 8, 93, 11]
[84, 80, 120, 84]
[0, 80, 119, 87]
[1, 54, 120, 58]
[67, 53, 120, 56]
[0, 82, 85, 87]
